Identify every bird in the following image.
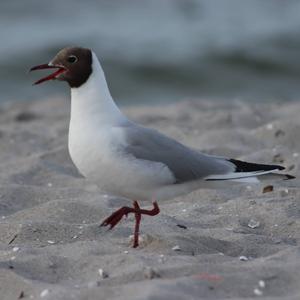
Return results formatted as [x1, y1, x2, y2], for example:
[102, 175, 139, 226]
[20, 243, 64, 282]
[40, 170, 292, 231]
[30, 46, 295, 248]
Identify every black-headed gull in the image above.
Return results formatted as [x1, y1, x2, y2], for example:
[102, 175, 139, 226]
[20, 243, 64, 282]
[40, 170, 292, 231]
[30, 47, 294, 247]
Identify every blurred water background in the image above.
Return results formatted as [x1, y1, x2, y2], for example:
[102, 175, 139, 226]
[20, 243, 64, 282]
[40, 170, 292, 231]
[1, 0, 300, 105]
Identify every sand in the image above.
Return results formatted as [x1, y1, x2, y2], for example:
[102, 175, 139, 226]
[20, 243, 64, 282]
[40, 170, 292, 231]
[0, 98, 299, 300]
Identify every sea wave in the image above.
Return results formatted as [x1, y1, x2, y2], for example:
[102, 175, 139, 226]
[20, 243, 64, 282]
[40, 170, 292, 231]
[1, 0, 300, 104]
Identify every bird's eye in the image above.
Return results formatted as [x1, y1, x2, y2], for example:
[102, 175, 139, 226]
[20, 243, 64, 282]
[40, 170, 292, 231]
[67, 55, 78, 63]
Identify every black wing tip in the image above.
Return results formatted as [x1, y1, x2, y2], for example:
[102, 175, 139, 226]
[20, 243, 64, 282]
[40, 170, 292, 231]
[284, 174, 296, 180]
[229, 159, 285, 172]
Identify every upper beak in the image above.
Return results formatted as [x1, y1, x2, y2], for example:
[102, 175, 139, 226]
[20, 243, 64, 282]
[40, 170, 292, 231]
[30, 63, 66, 85]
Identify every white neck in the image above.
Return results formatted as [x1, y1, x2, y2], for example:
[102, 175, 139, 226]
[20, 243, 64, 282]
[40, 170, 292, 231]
[70, 52, 126, 126]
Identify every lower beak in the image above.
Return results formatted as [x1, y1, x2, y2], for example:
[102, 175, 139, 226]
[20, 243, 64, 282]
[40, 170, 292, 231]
[30, 64, 66, 85]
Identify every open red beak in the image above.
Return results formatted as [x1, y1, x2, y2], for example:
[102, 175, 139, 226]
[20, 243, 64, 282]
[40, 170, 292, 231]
[30, 64, 66, 85]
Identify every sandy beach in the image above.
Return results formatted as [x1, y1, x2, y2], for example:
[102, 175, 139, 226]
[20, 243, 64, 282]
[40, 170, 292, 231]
[0, 98, 299, 300]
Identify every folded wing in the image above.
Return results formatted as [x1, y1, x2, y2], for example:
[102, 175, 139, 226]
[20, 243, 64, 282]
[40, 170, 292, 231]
[123, 124, 292, 184]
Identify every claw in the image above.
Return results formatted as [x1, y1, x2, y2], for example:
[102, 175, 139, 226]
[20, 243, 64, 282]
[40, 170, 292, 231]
[100, 206, 133, 229]
[100, 201, 160, 248]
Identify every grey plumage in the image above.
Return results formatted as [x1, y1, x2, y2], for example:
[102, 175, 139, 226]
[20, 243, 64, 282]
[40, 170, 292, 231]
[123, 124, 235, 184]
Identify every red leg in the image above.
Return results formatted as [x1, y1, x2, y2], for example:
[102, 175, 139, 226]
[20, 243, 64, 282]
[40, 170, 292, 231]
[139, 202, 160, 216]
[133, 201, 141, 248]
[100, 201, 160, 248]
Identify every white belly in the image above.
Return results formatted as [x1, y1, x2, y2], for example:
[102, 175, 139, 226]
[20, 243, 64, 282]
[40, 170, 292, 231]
[68, 125, 175, 201]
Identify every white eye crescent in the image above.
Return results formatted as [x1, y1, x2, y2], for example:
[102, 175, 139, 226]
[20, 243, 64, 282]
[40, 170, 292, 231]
[67, 55, 78, 63]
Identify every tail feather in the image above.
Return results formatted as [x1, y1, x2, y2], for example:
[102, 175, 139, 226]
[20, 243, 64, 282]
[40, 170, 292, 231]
[231, 173, 295, 183]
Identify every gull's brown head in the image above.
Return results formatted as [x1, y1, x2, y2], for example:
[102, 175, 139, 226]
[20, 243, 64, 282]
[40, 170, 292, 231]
[30, 47, 92, 88]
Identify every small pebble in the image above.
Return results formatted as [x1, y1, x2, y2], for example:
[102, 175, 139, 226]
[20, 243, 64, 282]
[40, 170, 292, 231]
[40, 289, 49, 298]
[248, 219, 260, 229]
[239, 256, 249, 261]
[47, 240, 55, 244]
[176, 224, 187, 229]
[266, 123, 273, 130]
[98, 268, 108, 279]
[172, 245, 181, 251]
[47, 183, 53, 187]
[280, 189, 289, 197]
[254, 288, 263, 296]
[158, 254, 166, 263]
[124, 250, 129, 254]
[72, 235, 78, 239]
[293, 152, 299, 158]
[263, 185, 273, 193]
[12, 247, 19, 252]
[259, 280, 266, 288]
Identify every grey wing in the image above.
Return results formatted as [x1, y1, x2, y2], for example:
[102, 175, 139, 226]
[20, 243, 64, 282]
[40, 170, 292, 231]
[123, 124, 235, 184]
